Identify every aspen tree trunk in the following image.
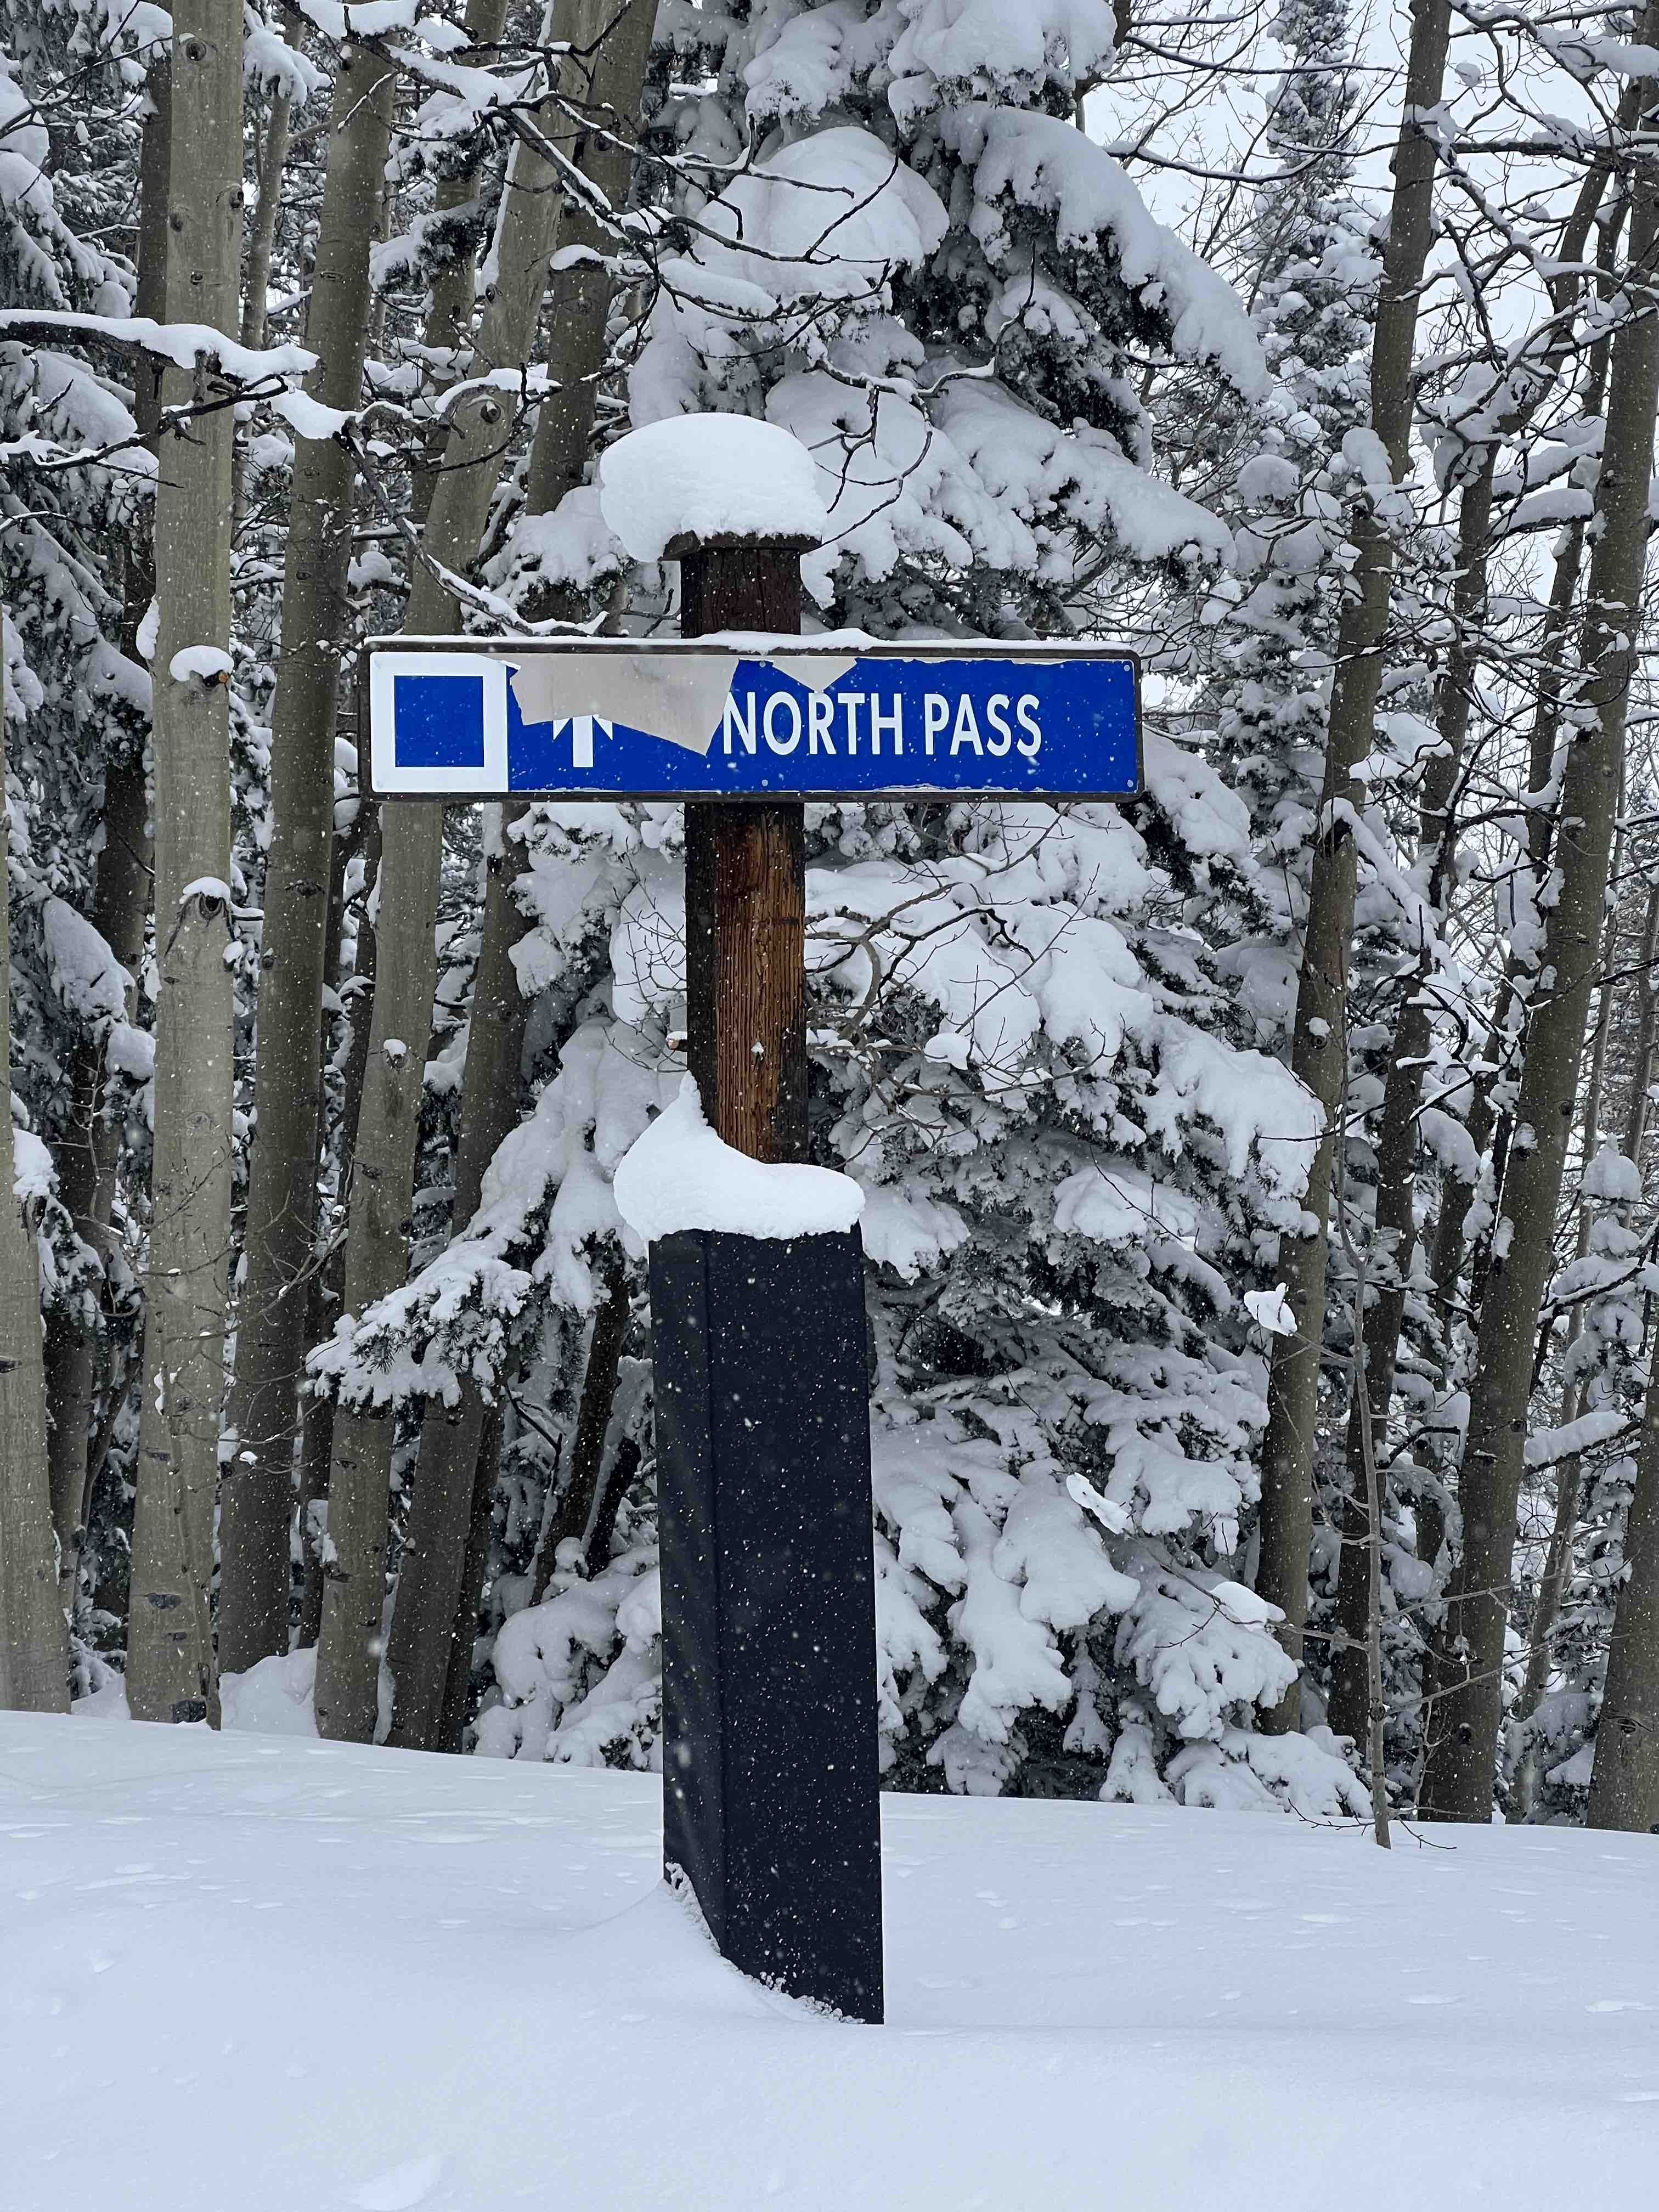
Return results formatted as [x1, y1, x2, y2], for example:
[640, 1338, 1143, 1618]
[376, 807, 530, 1747]
[1469, 256, 1628, 1291]
[1460, 211, 1626, 1344]
[1413, 975, 1525, 1734]
[1466, 590, 1595, 1316]
[1323, 159, 1617, 1742]
[41, 65, 168, 1595]
[241, 10, 296, 357]
[1450, 520, 1594, 1341]
[1430, 970, 1520, 1378]
[125, 3, 244, 1727]
[42, 758, 151, 1580]
[283, 0, 504, 1663]
[1588, 1328, 1659, 1830]
[1472, 217, 1646, 1316]
[1510, 969, 1615, 1818]
[1419, 972, 1538, 1613]
[1334, 1145, 1390, 1844]
[1326, 146, 1627, 1746]
[295, 810, 379, 1646]
[1422, 41, 1659, 1820]
[233, 9, 298, 527]
[377, 0, 657, 1752]
[433, 1402, 498, 1754]
[295, 809, 371, 1647]
[316, 0, 595, 1742]
[1568, 837, 1649, 1827]
[0, 641, 72, 1713]
[218, 45, 398, 1677]
[520, 0, 657, 523]
[1325, 454, 1488, 1745]
[1254, 0, 1453, 1729]
[407, 0, 510, 534]
[528, 1249, 630, 1606]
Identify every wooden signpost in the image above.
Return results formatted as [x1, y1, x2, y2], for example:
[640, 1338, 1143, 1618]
[677, 534, 811, 1165]
[364, 514, 1140, 2022]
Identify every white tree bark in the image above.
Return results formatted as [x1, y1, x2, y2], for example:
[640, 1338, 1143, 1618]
[125, 1, 244, 1726]
[313, 0, 582, 1741]
[218, 42, 398, 1677]
[1589, 1351, 1659, 1831]
[1423, 22, 1659, 1819]
[241, 8, 297, 357]
[377, 0, 657, 1756]
[1510, 958, 1615, 1819]
[233, 8, 297, 525]
[1324, 159, 1619, 1745]
[1254, 0, 1453, 1729]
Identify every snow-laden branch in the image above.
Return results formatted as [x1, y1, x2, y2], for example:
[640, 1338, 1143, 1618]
[0, 311, 315, 385]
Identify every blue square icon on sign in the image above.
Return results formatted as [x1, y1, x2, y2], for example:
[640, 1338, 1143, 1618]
[394, 672, 486, 770]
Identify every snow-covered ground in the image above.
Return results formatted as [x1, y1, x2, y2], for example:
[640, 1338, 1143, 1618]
[3, 1713, 1656, 2211]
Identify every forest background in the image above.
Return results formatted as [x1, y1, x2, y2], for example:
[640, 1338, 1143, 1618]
[2, 0, 1658, 1837]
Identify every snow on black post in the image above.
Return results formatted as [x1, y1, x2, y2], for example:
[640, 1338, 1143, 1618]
[601, 416, 885, 2021]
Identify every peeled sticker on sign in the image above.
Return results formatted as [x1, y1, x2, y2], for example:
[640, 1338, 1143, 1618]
[509, 652, 857, 756]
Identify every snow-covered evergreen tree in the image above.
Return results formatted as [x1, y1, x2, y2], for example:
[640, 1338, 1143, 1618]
[0, 29, 147, 1633]
[1198, 0, 1375, 958]
[301, 0, 1385, 1816]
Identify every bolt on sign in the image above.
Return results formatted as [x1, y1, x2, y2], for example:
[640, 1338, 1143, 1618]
[364, 639, 1142, 802]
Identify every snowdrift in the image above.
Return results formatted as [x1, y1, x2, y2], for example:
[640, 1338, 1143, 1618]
[3, 1714, 1657, 2209]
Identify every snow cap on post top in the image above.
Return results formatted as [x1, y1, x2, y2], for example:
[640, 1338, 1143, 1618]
[613, 1079, 864, 1248]
[599, 413, 829, 560]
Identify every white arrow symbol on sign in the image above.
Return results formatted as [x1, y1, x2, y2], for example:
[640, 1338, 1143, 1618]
[555, 714, 613, 769]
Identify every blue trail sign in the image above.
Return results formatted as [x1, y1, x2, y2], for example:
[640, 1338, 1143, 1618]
[365, 639, 1140, 803]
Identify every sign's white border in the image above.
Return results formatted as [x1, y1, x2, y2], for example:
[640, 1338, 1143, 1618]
[368, 651, 510, 797]
[363, 636, 1143, 803]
